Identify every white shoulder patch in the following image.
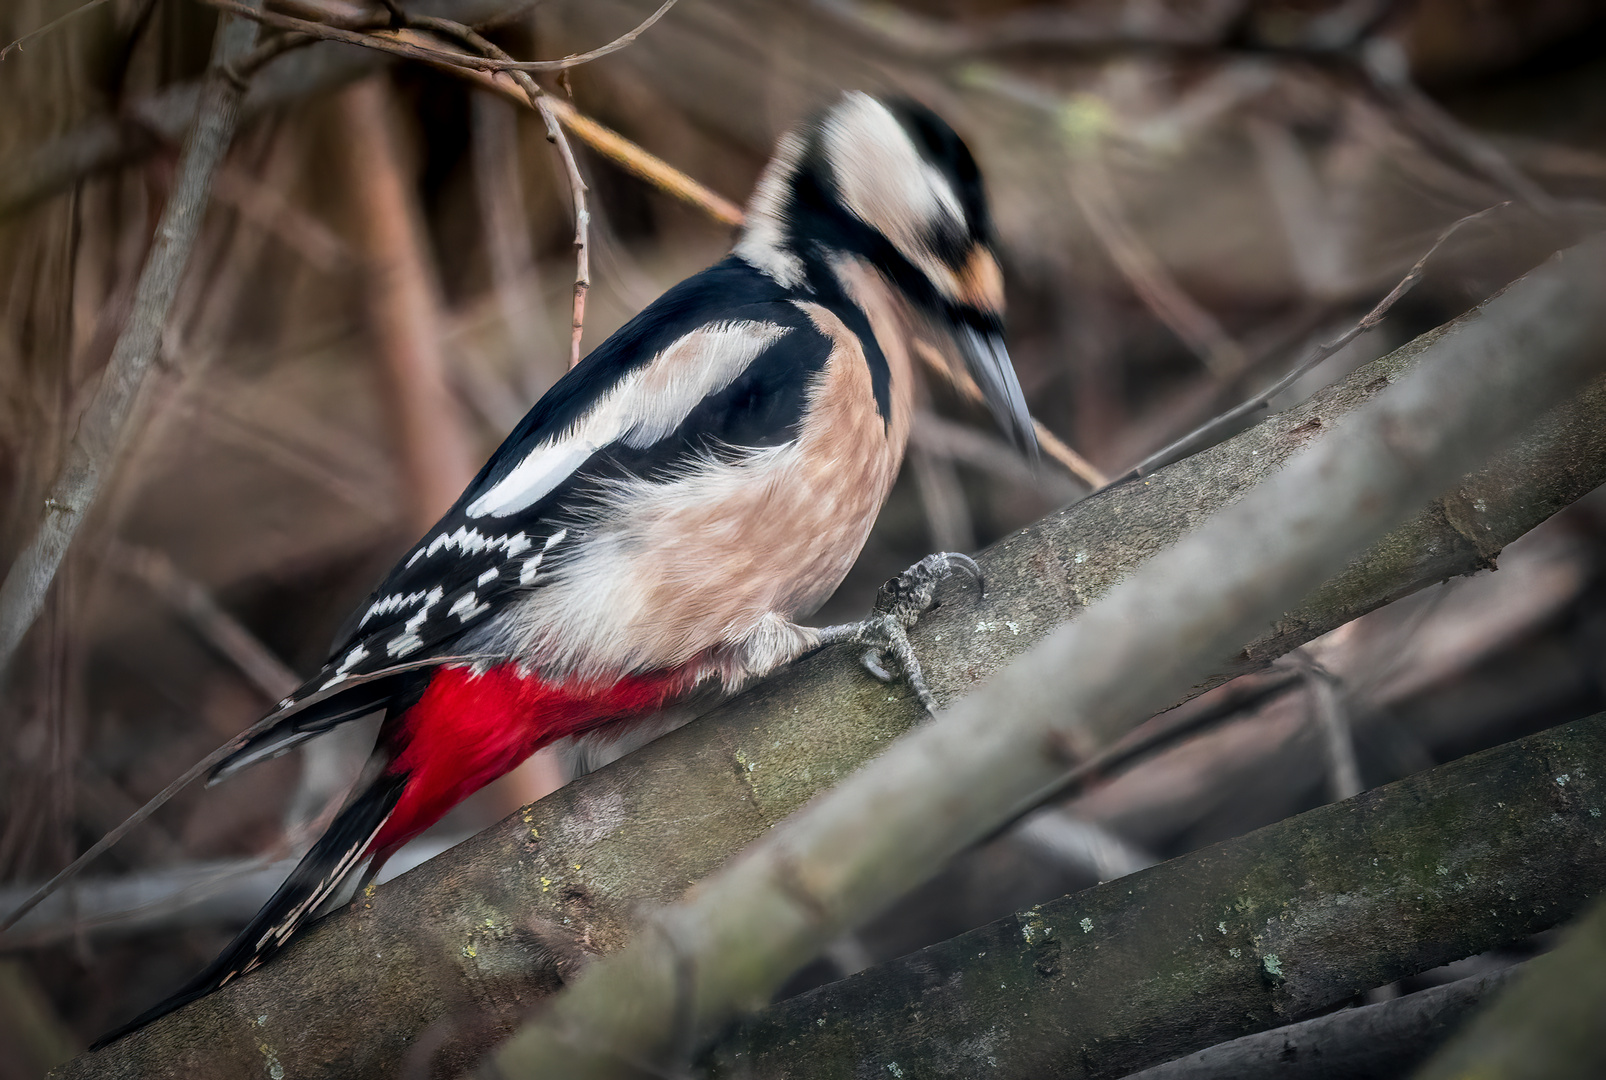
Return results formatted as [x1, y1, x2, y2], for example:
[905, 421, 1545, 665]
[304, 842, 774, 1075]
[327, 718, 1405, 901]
[465, 321, 792, 519]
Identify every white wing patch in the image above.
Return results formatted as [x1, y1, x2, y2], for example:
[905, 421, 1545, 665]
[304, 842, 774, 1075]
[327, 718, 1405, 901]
[464, 321, 792, 519]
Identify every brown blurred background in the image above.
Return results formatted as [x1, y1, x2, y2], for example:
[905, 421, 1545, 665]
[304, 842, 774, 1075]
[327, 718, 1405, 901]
[4, 0, 1606, 1071]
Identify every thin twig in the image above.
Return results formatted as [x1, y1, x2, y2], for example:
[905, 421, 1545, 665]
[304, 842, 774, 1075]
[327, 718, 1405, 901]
[1110, 202, 1508, 485]
[199, 0, 680, 73]
[460, 62, 745, 225]
[911, 410, 1080, 500]
[393, 16, 593, 366]
[1298, 656, 1363, 801]
[544, 97, 745, 227]
[1, 0, 114, 60]
[1032, 422, 1107, 488]
[0, 4, 262, 678]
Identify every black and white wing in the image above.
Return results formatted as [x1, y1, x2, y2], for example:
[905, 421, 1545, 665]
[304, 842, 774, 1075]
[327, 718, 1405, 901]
[212, 256, 838, 777]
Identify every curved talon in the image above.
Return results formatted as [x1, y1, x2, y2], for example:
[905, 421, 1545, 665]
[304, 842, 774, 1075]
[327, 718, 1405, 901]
[943, 552, 983, 588]
[861, 649, 893, 682]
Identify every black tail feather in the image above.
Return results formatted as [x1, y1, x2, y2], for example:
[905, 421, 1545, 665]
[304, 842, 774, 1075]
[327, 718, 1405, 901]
[91, 771, 409, 1049]
[208, 670, 428, 784]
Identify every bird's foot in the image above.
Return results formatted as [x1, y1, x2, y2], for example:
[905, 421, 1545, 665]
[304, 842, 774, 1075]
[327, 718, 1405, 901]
[816, 552, 982, 714]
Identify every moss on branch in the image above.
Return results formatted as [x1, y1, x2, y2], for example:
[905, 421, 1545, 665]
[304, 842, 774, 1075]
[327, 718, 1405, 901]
[702, 711, 1606, 1079]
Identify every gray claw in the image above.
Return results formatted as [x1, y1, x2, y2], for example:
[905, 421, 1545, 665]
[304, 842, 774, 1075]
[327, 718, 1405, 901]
[861, 648, 893, 682]
[816, 551, 982, 715]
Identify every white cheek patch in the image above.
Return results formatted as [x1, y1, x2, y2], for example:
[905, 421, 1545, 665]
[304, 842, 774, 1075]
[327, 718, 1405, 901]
[464, 322, 791, 519]
[822, 93, 967, 300]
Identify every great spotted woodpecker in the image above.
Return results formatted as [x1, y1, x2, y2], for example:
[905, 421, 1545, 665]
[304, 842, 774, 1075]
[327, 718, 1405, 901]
[98, 91, 1034, 1044]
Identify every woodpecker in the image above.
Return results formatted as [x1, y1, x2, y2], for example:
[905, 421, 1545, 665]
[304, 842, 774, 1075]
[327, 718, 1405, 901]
[97, 91, 1034, 1045]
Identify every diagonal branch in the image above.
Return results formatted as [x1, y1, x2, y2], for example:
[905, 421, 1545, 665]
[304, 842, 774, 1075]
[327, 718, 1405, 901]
[199, 0, 680, 74]
[482, 235, 1606, 1079]
[706, 714, 1602, 1078]
[0, 3, 262, 678]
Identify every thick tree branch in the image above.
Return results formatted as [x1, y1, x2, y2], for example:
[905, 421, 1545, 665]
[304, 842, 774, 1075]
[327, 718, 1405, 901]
[58, 242, 1606, 1078]
[1413, 889, 1606, 1079]
[704, 713, 1602, 1079]
[481, 238, 1606, 1080]
[0, 6, 262, 677]
[1127, 966, 1526, 1080]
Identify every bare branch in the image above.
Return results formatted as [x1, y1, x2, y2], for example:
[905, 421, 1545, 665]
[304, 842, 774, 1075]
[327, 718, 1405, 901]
[1415, 894, 1606, 1079]
[709, 714, 1593, 1078]
[542, 96, 744, 227]
[387, 18, 593, 367]
[1122, 965, 1524, 1080]
[199, 0, 681, 74]
[0, 5, 262, 677]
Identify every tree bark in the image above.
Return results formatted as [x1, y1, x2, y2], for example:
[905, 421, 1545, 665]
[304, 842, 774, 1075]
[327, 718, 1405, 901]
[1413, 891, 1606, 1079]
[1125, 965, 1525, 1080]
[59, 278, 1606, 1078]
[701, 714, 1606, 1079]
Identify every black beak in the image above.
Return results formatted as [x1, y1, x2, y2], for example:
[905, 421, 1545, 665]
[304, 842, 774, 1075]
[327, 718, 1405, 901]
[957, 321, 1038, 459]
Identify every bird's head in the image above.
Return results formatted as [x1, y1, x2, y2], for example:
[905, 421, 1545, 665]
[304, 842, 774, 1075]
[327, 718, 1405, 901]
[736, 92, 1036, 455]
